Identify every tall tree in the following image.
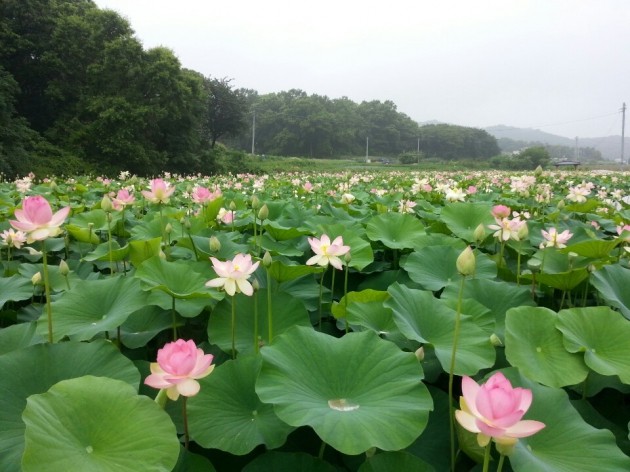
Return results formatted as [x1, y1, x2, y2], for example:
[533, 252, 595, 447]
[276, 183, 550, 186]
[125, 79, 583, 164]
[203, 77, 248, 148]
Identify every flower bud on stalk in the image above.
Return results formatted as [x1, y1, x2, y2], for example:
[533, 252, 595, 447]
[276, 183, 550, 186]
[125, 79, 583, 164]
[473, 223, 486, 243]
[262, 251, 273, 268]
[101, 195, 113, 212]
[209, 236, 221, 253]
[59, 259, 70, 276]
[456, 246, 476, 276]
[258, 204, 269, 221]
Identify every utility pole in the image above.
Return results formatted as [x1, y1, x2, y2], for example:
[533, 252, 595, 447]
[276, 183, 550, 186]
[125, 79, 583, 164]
[366, 137, 369, 162]
[251, 110, 256, 155]
[417, 137, 420, 165]
[622, 102, 626, 165]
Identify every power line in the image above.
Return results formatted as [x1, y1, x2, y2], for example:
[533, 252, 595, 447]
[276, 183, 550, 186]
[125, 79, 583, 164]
[489, 111, 621, 133]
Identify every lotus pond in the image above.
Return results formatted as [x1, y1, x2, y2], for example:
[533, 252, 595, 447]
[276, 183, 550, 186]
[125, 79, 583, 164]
[1, 169, 630, 472]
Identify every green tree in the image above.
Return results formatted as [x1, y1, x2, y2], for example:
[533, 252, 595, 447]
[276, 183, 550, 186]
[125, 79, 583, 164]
[519, 146, 551, 169]
[203, 77, 248, 148]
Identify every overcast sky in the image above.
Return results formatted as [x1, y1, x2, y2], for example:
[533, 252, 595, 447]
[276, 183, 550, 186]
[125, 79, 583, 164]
[92, 0, 629, 139]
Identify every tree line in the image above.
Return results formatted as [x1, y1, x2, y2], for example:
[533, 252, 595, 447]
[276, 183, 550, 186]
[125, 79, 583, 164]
[1, 0, 501, 177]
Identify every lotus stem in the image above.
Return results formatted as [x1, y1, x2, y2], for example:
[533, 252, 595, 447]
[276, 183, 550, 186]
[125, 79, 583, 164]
[171, 297, 177, 340]
[254, 289, 259, 354]
[42, 246, 54, 343]
[497, 452, 505, 472]
[318, 268, 325, 330]
[231, 295, 237, 359]
[266, 267, 273, 345]
[343, 262, 350, 333]
[182, 396, 190, 450]
[448, 275, 466, 472]
[482, 442, 491, 472]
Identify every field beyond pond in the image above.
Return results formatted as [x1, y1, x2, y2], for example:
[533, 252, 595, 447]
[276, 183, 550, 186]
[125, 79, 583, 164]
[1, 168, 629, 472]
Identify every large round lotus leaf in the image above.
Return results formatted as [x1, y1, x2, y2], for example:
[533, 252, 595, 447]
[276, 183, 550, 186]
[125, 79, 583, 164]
[561, 238, 623, 259]
[440, 202, 494, 242]
[172, 447, 216, 472]
[256, 326, 432, 455]
[135, 255, 219, 300]
[0, 322, 42, 355]
[21, 376, 179, 472]
[590, 264, 630, 320]
[385, 283, 495, 376]
[36, 275, 150, 342]
[365, 212, 426, 249]
[358, 451, 434, 472]
[0, 274, 32, 310]
[0, 341, 139, 472]
[242, 451, 336, 472]
[505, 306, 588, 388]
[401, 246, 496, 291]
[521, 268, 589, 291]
[188, 356, 294, 455]
[208, 291, 310, 355]
[442, 278, 535, 339]
[557, 306, 630, 384]
[499, 369, 630, 471]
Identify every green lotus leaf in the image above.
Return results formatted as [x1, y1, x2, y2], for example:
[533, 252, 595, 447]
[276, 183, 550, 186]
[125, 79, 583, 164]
[0, 322, 43, 355]
[442, 278, 535, 339]
[267, 260, 323, 283]
[260, 234, 304, 256]
[209, 291, 310, 355]
[21, 376, 179, 472]
[561, 238, 622, 259]
[365, 212, 426, 249]
[135, 255, 218, 299]
[358, 451, 434, 472]
[83, 241, 129, 262]
[402, 246, 496, 291]
[557, 306, 630, 384]
[505, 306, 588, 388]
[440, 202, 494, 242]
[524, 267, 589, 291]
[172, 447, 216, 472]
[264, 221, 311, 241]
[69, 208, 109, 231]
[0, 341, 139, 472]
[243, 451, 336, 472]
[117, 306, 173, 349]
[18, 262, 82, 292]
[0, 274, 32, 309]
[590, 264, 630, 319]
[256, 326, 433, 455]
[37, 276, 150, 342]
[385, 283, 495, 376]
[65, 224, 101, 244]
[188, 356, 294, 455]
[127, 237, 162, 268]
[501, 369, 630, 472]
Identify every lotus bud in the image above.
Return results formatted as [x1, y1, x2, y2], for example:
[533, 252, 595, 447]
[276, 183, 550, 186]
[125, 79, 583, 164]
[473, 223, 486, 243]
[456, 246, 476, 276]
[344, 252, 352, 264]
[229, 201, 237, 211]
[258, 204, 269, 221]
[50, 181, 58, 192]
[534, 165, 543, 176]
[262, 251, 272, 268]
[252, 278, 260, 291]
[490, 333, 503, 346]
[209, 236, 221, 253]
[59, 259, 70, 276]
[101, 195, 113, 212]
[251, 195, 260, 210]
[415, 346, 425, 361]
[517, 221, 529, 240]
[568, 251, 578, 268]
[557, 200, 565, 210]
[165, 223, 173, 234]
[31, 271, 42, 285]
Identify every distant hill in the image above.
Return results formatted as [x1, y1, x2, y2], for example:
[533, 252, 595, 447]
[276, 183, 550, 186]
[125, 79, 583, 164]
[484, 125, 627, 161]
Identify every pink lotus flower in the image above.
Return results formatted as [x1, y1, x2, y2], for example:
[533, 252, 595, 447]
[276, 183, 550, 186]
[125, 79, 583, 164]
[1, 228, 27, 249]
[455, 372, 545, 448]
[205, 253, 260, 296]
[112, 189, 135, 211]
[216, 207, 234, 224]
[306, 234, 350, 270]
[10, 196, 70, 243]
[144, 339, 215, 401]
[540, 227, 573, 249]
[142, 178, 175, 204]
[191, 186, 220, 204]
[491, 205, 511, 219]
